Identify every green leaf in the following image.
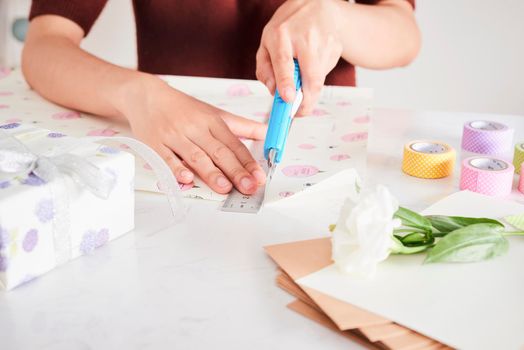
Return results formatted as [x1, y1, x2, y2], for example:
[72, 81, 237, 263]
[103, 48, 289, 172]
[391, 236, 432, 255]
[424, 223, 508, 264]
[395, 207, 433, 232]
[505, 214, 524, 231]
[426, 215, 504, 235]
[400, 232, 435, 247]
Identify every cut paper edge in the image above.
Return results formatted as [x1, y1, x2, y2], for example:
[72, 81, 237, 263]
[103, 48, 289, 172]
[281, 273, 448, 350]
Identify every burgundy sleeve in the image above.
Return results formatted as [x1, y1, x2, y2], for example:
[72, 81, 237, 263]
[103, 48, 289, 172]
[357, 0, 415, 8]
[29, 0, 108, 37]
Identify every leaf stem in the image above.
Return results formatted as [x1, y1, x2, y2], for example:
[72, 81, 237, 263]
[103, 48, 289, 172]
[394, 228, 427, 234]
[503, 231, 524, 236]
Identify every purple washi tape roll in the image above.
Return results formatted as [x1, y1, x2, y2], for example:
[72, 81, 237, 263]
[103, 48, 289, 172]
[461, 120, 514, 156]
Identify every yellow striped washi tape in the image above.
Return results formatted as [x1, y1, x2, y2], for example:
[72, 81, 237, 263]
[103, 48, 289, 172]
[514, 143, 524, 175]
[402, 141, 456, 179]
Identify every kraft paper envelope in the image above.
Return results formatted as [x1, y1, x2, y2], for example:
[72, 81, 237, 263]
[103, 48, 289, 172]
[278, 272, 412, 343]
[287, 300, 380, 350]
[265, 238, 391, 330]
[288, 300, 447, 350]
[272, 263, 443, 349]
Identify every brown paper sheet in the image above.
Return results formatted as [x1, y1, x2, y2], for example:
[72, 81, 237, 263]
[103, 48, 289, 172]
[266, 239, 454, 350]
[287, 299, 382, 350]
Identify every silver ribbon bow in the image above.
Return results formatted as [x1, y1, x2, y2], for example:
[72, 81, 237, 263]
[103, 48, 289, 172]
[0, 131, 116, 198]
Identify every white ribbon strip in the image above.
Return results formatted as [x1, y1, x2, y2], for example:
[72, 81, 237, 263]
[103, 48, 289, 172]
[87, 136, 187, 221]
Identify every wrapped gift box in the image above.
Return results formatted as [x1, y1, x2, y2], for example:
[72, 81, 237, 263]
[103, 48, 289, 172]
[0, 123, 135, 290]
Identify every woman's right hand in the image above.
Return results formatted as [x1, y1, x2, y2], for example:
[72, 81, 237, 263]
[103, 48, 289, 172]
[122, 76, 267, 195]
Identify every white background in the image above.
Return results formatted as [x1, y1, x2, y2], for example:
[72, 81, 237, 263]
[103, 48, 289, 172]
[2, 0, 524, 115]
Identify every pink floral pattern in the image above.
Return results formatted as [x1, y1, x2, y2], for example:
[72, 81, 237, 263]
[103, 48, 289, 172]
[52, 111, 81, 120]
[226, 83, 252, 97]
[353, 115, 370, 124]
[282, 165, 320, 178]
[279, 191, 295, 198]
[330, 154, 351, 161]
[312, 108, 329, 117]
[342, 132, 368, 142]
[298, 143, 316, 150]
[0, 68, 10, 80]
[87, 128, 118, 137]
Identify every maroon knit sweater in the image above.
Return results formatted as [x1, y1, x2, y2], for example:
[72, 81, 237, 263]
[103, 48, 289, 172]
[30, 0, 414, 86]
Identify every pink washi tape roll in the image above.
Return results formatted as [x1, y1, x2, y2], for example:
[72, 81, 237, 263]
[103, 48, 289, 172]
[460, 157, 514, 197]
[461, 120, 514, 156]
[519, 164, 524, 194]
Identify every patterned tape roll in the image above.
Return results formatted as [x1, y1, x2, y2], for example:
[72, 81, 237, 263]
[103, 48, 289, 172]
[460, 157, 514, 197]
[461, 120, 514, 156]
[514, 143, 524, 175]
[520, 164, 524, 194]
[402, 141, 456, 179]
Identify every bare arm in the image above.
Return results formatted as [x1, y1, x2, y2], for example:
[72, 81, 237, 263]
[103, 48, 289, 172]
[256, 0, 421, 114]
[23, 15, 145, 119]
[22, 15, 267, 195]
[338, 0, 420, 69]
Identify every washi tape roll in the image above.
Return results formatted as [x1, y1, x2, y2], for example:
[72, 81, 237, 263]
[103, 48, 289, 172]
[514, 143, 524, 175]
[402, 141, 456, 179]
[460, 157, 514, 197]
[461, 120, 514, 156]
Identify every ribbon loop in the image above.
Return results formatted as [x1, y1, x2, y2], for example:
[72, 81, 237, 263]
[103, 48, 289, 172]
[0, 130, 116, 199]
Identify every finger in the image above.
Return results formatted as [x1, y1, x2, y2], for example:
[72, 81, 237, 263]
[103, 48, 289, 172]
[155, 144, 194, 184]
[210, 123, 266, 186]
[196, 134, 259, 194]
[256, 47, 276, 95]
[296, 46, 325, 116]
[220, 112, 267, 140]
[165, 136, 233, 194]
[266, 31, 296, 103]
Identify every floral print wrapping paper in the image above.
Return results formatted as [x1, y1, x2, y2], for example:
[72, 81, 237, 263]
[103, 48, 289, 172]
[0, 123, 135, 290]
[0, 69, 371, 203]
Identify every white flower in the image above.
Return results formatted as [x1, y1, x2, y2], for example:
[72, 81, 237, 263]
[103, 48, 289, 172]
[332, 185, 401, 278]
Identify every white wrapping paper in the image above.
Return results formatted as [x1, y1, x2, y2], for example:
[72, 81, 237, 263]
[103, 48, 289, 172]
[0, 123, 135, 290]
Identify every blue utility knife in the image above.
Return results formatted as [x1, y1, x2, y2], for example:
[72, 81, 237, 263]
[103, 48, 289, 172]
[263, 59, 303, 181]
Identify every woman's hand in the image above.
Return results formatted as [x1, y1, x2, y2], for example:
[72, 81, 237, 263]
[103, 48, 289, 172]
[256, 0, 420, 115]
[256, 0, 344, 116]
[123, 77, 267, 195]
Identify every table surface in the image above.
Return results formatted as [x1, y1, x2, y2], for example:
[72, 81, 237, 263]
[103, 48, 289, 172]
[1, 107, 523, 350]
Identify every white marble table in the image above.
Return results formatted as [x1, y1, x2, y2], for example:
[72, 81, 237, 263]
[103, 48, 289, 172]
[1, 108, 523, 350]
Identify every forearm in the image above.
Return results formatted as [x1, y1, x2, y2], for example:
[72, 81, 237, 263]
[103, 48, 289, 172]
[336, 0, 421, 69]
[22, 17, 157, 120]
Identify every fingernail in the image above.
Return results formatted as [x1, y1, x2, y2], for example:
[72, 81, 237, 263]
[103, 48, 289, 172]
[240, 177, 254, 190]
[283, 87, 295, 102]
[216, 175, 230, 188]
[253, 169, 266, 184]
[181, 170, 193, 180]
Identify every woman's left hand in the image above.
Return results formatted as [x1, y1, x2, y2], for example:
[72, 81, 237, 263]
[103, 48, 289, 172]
[256, 0, 343, 116]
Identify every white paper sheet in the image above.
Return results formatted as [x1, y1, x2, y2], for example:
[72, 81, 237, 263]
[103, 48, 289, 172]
[297, 191, 524, 350]
[0, 69, 371, 203]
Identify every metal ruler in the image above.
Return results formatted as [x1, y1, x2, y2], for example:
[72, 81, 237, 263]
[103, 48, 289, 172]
[220, 141, 268, 214]
[220, 185, 266, 214]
